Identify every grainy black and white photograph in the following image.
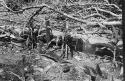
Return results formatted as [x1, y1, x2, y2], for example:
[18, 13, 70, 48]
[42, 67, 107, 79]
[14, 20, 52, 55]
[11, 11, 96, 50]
[0, 0, 123, 81]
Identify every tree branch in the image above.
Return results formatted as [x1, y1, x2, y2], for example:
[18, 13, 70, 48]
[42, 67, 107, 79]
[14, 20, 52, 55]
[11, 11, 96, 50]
[7, 71, 24, 81]
[97, 8, 122, 17]
[79, 3, 122, 11]
[75, 7, 107, 19]
[0, 10, 9, 12]
[0, 0, 16, 13]
[0, 3, 122, 25]
[102, 21, 122, 25]
[0, 18, 26, 24]
[26, 5, 46, 29]
[81, 13, 107, 19]
[25, 4, 122, 25]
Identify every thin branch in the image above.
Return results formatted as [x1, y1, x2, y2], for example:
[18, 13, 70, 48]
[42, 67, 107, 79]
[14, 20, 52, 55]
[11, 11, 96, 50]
[25, 6, 46, 32]
[75, 7, 107, 19]
[103, 0, 110, 4]
[74, 7, 98, 17]
[0, 10, 9, 12]
[25, 4, 122, 25]
[0, 3, 122, 25]
[0, 1, 43, 13]
[102, 21, 122, 25]
[46, 6, 87, 24]
[7, 71, 24, 81]
[22, 4, 87, 24]
[79, 3, 122, 11]
[82, 13, 107, 19]
[0, 13, 14, 16]
[108, 4, 122, 11]
[97, 8, 122, 17]
[0, 1, 15, 13]
[17, 6, 46, 13]
[0, 18, 26, 25]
